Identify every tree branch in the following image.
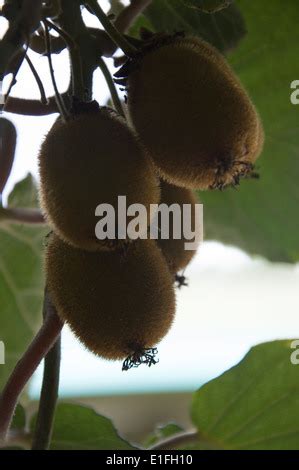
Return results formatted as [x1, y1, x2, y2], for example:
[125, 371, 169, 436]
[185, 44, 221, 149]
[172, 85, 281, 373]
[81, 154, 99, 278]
[0, 207, 45, 224]
[31, 292, 61, 450]
[0, 302, 63, 441]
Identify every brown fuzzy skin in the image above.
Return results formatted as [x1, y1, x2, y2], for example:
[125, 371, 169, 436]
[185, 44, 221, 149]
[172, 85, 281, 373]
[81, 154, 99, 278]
[46, 234, 176, 361]
[157, 181, 200, 274]
[127, 36, 263, 190]
[39, 107, 160, 251]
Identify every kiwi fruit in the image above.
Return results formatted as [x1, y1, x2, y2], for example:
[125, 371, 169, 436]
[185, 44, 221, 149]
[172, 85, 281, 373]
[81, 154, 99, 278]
[46, 233, 176, 367]
[123, 35, 263, 190]
[156, 180, 200, 274]
[39, 106, 160, 251]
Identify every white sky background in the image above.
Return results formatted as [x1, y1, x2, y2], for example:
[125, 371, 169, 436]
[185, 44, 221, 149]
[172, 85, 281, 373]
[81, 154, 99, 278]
[1, 1, 299, 396]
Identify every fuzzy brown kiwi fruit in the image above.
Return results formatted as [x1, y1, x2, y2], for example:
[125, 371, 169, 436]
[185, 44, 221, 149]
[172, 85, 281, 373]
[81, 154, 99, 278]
[39, 106, 160, 252]
[156, 180, 200, 275]
[122, 35, 263, 190]
[46, 233, 176, 368]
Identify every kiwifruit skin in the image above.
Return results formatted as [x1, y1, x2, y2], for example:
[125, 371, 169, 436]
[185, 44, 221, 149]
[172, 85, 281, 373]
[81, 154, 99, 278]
[157, 181, 199, 273]
[46, 234, 176, 360]
[39, 108, 160, 251]
[127, 36, 263, 190]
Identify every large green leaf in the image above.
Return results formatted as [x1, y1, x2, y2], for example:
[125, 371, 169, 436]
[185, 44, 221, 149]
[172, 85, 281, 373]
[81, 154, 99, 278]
[132, 0, 246, 53]
[32, 403, 136, 450]
[192, 340, 299, 450]
[200, 0, 299, 262]
[0, 174, 46, 389]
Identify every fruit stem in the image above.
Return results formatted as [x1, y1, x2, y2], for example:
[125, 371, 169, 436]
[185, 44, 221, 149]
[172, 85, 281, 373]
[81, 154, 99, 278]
[24, 54, 48, 105]
[31, 291, 61, 450]
[97, 57, 124, 117]
[43, 21, 70, 122]
[85, 0, 138, 57]
[0, 302, 63, 441]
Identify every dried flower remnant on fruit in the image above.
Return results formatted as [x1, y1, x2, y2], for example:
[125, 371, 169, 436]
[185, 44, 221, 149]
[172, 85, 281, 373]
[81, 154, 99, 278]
[175, 273, 188, 289]
[122, 347, 159, 371]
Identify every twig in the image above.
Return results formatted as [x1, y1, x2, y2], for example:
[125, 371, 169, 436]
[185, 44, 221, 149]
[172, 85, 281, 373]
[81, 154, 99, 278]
[0, 304, 64, 440]
[85, 0, 138, 57]
[43, 21, 70, 121]
[31, 292, 61, 450]
[24, 55, 48, 105]
[0, 207, 45, 224]
[149, 430, 199, 450]
[45, 18, 85, 101]
[114, 0, 152, 33]
[98, 58, 124, 116]
[0, 119, 17, 195]
[43, 19, 76, 50]
[29, 33, 66, 55]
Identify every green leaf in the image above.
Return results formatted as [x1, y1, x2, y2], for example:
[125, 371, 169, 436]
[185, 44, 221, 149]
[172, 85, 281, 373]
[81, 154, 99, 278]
[181, 0, 233, 13]
[0, 174, 47, 390]
[144, 423, 184, 447]
[200, 0, 299, 262]
[139, 0, 246, 53]
[192, 340, 299, 450]
[33, 403, 136, 450]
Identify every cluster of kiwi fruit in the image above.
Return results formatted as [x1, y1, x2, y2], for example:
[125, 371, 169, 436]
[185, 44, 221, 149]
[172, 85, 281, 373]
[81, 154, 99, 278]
[40, 32, 263, 370]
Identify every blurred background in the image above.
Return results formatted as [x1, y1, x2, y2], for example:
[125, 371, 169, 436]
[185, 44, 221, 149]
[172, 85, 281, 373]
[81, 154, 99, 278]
[0, 0, 299, 444]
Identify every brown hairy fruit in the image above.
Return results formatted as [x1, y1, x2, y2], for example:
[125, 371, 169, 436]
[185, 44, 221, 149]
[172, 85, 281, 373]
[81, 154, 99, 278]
[39, 107, 160, 251]
[125, 36, 263, 190]
[46, 234, 176, 364]
[156, 181, 200, 274]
